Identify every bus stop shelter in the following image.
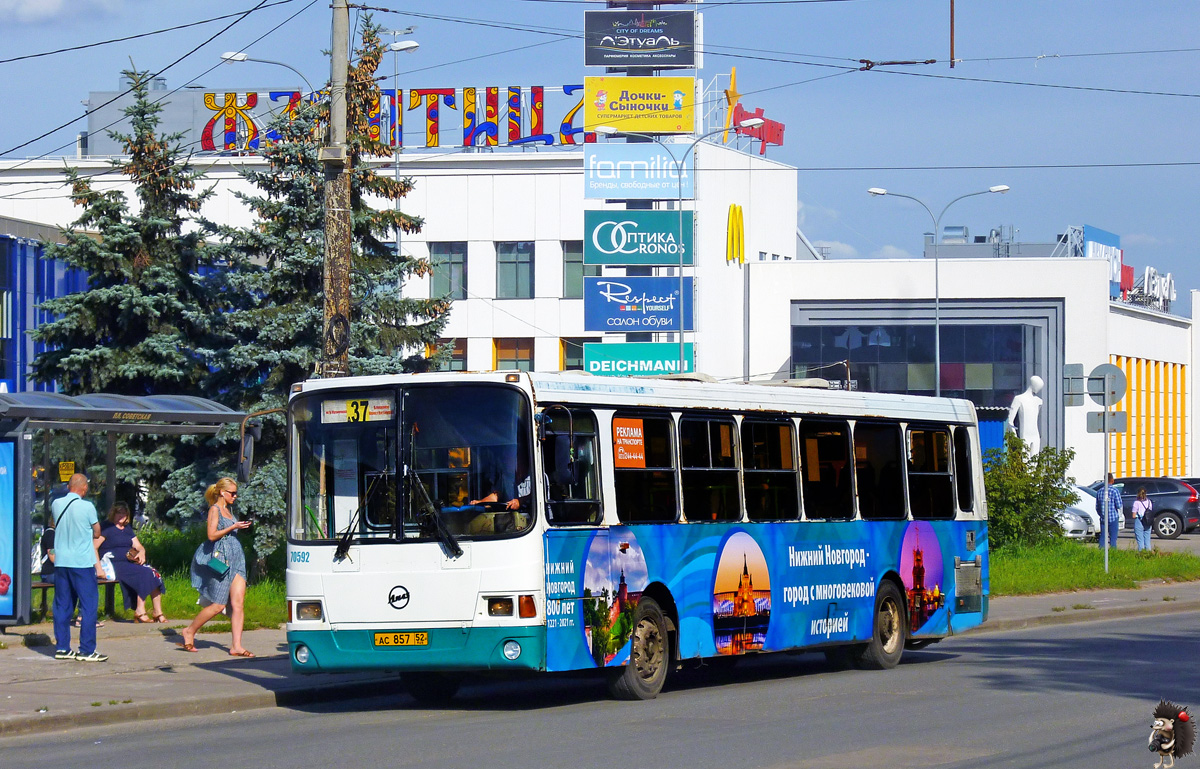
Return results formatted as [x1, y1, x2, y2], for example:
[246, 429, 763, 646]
[0, 393, 245, 629]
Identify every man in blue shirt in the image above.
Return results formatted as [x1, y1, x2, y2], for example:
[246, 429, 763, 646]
[1095, 473, 1123, 551]
[51, 474, 107, 662]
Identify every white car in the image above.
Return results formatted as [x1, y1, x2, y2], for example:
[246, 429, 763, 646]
[1059, 485, 1100, 540]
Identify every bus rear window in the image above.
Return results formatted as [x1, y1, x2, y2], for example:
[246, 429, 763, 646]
[908, 427, 954, 520]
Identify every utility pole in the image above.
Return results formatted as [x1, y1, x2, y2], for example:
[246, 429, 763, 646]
[320, 0, 352, 377]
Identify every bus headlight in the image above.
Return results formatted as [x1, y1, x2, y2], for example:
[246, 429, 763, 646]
[295, 602, 324, 621]
[488, 597, 514, 616]
[502, 640, 521, 660]
[295, 644, 311, 664]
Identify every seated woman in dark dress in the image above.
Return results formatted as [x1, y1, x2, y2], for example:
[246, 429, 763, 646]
[96, 502, 167, 623]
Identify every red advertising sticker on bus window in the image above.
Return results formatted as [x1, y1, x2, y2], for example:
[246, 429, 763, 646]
[613, 418, 647, 468]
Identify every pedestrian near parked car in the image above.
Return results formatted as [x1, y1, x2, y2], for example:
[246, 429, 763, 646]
[96, 502, 167, 622]
[50, 473, 108, 662]
[1096, 473, 1123, 550]
[1132, 487, 1154, 551]
[180, 478, 254, 657]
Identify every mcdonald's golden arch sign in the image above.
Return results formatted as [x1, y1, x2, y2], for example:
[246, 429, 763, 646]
[726, 204, 745, 264]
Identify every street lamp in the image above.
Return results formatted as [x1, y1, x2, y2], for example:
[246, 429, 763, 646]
[387, 31, 420, 271]
[220, 51, 316, 95]
[595, 118, 765, 375]
[868, 185, 1010, 397]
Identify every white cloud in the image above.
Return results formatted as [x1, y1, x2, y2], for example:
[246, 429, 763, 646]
[797, 199, 839, 228]
[1122, 233, 1165, 248]
[870, 245, 917, 260]
[812, 240, 859, 259]
[0, 0, 122, 23]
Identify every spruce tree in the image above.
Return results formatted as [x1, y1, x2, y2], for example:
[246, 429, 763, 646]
[33, 70, 220, 519]
[202, 19, 449, 563]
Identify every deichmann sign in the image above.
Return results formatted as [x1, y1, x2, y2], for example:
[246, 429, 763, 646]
[584, 76, 695, 134]
[584, 210, 694, 265]
[583, 277, 694, 332]
[584, 10, 696, 68]
[583, 143, 694, 200]
[584, 342, 695, 377]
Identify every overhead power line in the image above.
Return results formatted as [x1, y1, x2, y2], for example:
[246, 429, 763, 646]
[0, 0, 279, 159]
[0, 0, 298, 66]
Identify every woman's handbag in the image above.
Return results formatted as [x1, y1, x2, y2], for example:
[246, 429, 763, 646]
[206, 546, 230, 576]
[194, 541, 230, 577]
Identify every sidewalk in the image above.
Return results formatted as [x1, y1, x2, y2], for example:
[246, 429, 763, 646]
[2, 578, 1199, 737]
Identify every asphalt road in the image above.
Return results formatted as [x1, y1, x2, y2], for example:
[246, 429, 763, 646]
[4, 611, 1195, 769]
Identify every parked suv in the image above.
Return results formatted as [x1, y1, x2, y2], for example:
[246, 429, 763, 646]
[1090, 478, 1200, 539]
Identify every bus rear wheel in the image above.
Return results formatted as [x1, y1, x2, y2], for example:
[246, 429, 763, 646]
[855, 581, 906, 670]
[607, 597, 669, 700]
[403, 672, 461, 705]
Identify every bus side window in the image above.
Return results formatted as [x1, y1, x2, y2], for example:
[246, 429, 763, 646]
[798, 419, 854, 520]
[908, 427, 955, 520]
[853, 422, 905, 520]
[680, 417, 741, 522]
[742, 419, 798, 521]
[613, 413, 678, 524]
[953, 426, 974, 513]
[541, 408, 602, 525]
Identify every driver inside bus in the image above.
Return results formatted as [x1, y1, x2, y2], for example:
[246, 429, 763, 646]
[467, 447, 531, 534]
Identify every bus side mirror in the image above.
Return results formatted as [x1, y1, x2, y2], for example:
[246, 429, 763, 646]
[238, 422, 262, 484]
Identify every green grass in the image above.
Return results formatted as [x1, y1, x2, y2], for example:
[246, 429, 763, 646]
[31, 573, 287, 631]
[991, 539, 1200, 595]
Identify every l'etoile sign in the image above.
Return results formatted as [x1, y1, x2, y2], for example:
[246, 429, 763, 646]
[584, 143, 694, 199]
[584, 210, 694, 265]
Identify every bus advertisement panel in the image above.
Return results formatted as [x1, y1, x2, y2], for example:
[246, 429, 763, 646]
[544, 520, 983, 671]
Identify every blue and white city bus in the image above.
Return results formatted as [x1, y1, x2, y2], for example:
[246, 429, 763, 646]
[283, 371, 987, 701]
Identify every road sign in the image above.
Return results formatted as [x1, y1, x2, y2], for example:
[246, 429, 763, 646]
[1086, 410, 1127, 433]
[1087, 363, 1127, 407]
[58, 461, 75, 482]
[1063, 363, 1085, 407]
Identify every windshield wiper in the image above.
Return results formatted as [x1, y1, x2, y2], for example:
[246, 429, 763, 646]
[334, 474, 386, 561]
[410, 467, 463, 558]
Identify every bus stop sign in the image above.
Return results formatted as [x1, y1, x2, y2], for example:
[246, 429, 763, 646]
[57, 461, 74, 482]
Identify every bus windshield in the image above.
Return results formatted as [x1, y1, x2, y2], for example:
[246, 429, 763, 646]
[289, 384, 534, 544]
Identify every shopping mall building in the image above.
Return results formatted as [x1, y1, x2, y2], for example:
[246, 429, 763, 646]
[0, 77, 1193, 483]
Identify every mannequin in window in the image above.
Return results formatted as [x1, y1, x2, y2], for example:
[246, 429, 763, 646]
[1005, 375, 1044, 452]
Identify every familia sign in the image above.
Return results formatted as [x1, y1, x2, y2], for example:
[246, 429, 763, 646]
[584, 210, 694, 265]
[583, 276, 694, 332]
[583, 143, 694, 199]
[583, 76, 695, 134]
[584, 10, 697, 68]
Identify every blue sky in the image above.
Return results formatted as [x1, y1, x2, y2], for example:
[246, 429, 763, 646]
[3, 0, 1198, 310]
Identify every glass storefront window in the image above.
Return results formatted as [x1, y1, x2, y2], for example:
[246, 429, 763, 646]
[792, 322, 1031, 410]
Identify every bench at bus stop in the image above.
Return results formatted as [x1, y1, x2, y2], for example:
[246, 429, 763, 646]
[30, 577, 121, 618]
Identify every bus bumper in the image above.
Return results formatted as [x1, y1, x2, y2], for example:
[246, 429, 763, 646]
[287, 626, 545, 674]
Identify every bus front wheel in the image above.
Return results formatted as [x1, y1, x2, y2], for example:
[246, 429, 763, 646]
[607, 597, 670, 700]
[855, 581, 906, 670]
[403, 672, 461, 705]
